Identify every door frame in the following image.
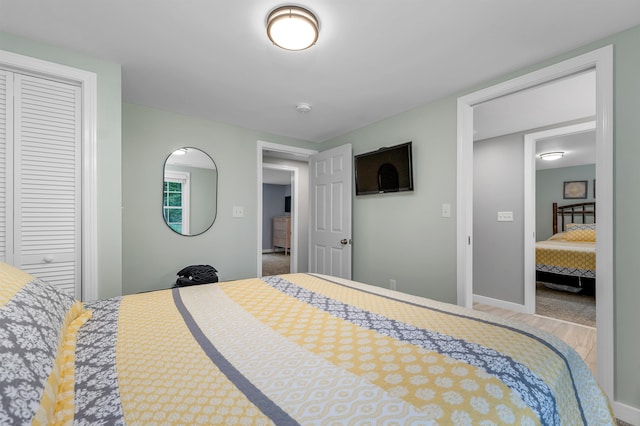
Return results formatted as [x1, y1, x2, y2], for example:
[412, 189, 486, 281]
[523, 121, 596, 314]
[457, 46, 614, 399]
[0, 49, 98, 301]
[256, 141, 318, 276]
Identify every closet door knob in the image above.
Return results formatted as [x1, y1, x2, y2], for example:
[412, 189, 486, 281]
[44, 255, 54, 263]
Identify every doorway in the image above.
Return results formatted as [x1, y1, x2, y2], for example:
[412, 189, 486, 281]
[524, 121, 596, 323]
[256, 141, 317, 277]
[457, 46, 614, 399]
[262, 165, 294, 276]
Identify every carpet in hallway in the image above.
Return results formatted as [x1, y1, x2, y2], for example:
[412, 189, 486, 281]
[262, 252, 290, 276]
[536, 282, 595, 327]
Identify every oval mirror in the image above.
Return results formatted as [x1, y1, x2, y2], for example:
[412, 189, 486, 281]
[163, 147, 217, 236]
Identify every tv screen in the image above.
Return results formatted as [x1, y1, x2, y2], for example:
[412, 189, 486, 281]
[354, 142, 414, 195]
[284, 195, 291, 213]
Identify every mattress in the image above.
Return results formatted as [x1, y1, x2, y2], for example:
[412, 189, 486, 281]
[536, 240, 596, 278]
[0, 262, 615, 425]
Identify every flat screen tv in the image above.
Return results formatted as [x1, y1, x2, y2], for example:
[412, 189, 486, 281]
[354, 142, 414, 195]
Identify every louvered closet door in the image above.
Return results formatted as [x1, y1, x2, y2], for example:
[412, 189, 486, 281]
[13, 74, 81, 297]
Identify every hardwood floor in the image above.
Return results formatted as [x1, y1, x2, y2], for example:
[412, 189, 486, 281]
[473, 303, 597, 376]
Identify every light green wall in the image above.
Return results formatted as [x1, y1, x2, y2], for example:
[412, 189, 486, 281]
[0, 32, 123, 299]
[325, 99, 458, 303]
[536, 164, 596, 240]
[324, 23, 640, 412]
[122, 103, 315, 294]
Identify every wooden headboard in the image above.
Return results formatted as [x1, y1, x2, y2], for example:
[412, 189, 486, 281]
[553, 201, 596, 234]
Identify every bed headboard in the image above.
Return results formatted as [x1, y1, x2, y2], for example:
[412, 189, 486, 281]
[553, 201, 596, 234]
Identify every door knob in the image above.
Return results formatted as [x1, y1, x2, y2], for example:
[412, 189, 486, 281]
[340, 239, 352, 245]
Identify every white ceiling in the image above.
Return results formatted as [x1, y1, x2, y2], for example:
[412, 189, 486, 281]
[535, 129, 596, 170]
[263, 167, 292, 185]
[2, 1, 639, 144]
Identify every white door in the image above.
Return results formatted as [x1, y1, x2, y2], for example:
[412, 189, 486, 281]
[309, 144, 352, 279]
[0, 70, 82, 298]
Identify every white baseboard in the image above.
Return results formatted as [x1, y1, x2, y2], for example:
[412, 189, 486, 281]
[472, 294, 527, 313]
[614, 401, 640, 425]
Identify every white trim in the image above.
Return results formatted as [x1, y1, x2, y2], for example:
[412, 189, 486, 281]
[613, 401, 640, 426]
[523, 121, 596, 314]
[457, 45, 614, 401]
[473, 294, 527, 314]
[256, 141, 318, 277]
[523, 131, 536, 314]
[0, 49, 98, 301]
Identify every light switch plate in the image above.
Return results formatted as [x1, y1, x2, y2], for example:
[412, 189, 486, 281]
[497, 211, 513, 222]
[441, 203, 451, 218]
[232, 206, 244, 218]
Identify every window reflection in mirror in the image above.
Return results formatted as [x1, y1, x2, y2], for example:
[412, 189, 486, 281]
[163, 147, 217, 236]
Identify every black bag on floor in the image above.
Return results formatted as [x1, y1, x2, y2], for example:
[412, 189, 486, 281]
[174, 265, 218, 287]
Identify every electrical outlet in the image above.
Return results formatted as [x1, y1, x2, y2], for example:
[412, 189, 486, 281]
[389, 279, 397, 290]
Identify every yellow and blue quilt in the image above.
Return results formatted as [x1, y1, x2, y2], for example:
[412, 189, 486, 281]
[71, 273, 613, 425]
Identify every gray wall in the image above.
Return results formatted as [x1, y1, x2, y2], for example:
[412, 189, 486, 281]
[472, 130, 595, 306]
[262, 184, 290, 250]
[536, 164, 595, 240]
[473, 136, 524, 305]
[0, 32, 123, 299]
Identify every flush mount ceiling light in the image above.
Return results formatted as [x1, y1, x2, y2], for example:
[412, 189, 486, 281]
[267, 6, 319, 51]
[539, 151, 564, 161]
[296, 102, 312, 113]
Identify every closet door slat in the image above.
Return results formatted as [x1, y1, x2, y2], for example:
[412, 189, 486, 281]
[0, 70, 12, 264]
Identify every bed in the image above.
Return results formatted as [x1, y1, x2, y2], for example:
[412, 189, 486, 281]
[0, 261, 615, 425]
[536, 202, 596, 293]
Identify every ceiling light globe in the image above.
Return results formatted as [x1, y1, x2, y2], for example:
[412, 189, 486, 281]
[267, 6, 319, 51]
[539, 151, 564, 161]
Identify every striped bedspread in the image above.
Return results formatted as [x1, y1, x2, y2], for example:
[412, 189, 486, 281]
[73, 273, 613, 425]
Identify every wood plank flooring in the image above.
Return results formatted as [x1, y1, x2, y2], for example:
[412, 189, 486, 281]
[473, 303, 597, 376]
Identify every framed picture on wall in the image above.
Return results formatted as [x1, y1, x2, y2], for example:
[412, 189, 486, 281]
[563, 180, 588, 199]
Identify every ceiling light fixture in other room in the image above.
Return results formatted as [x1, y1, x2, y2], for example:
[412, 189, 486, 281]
[539, 151, 564, 161]
[267, 6, 319, 51]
